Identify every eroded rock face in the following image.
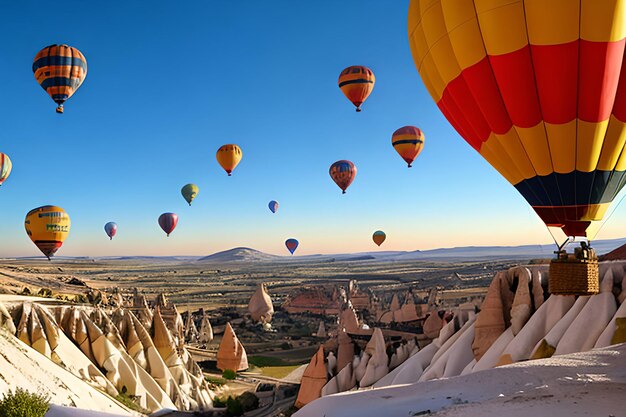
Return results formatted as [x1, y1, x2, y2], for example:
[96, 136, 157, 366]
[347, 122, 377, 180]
[198, 313, 213, 344]
[216, 322, 248, 372]
[472, 270, 516, 361]
[360, 328, 388, 387]
[339, 302, 359, 333]
[248, 283, 274, 323]
[295, 346, 327, 408]
[316, 321, 326, 338]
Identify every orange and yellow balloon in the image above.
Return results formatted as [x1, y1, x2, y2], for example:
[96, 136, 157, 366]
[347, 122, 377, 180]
[408, 1, 626, 239]
[372, 230, 386, 246]
[216, 144, 242, 176]
[0, 153, 12, 186]
[32, 44, 87, 114]
[338, 66, 375, 112]
[24, 206, 71, 260]
[392, 126, 425, 168]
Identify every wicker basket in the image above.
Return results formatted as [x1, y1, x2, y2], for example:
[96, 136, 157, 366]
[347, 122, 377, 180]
[549, 258, 599, 295]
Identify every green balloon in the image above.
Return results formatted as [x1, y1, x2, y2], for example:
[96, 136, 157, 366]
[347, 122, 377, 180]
[181, 183, 199, 206]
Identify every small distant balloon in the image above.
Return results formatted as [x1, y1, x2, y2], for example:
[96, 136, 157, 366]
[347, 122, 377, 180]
[158, 213, 178, 237]
[392, 126, 425, 168]
[329, 160, 357, 194]
[25, 205, 71, 260]
[338, 66, 375, 112]
[268, 200, 279, 213]
[104, 222, 117, 240]
[285, 238, 299, 255]
[32, 44, 87, 114]
[372, 230, 386, 246]
[181, 184, 199, 206]
[216, 144, 242, 176]
[0, 153, 12, 186]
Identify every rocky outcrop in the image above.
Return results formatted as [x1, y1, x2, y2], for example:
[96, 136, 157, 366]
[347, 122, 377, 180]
[295, 346, 327, 408]
[248, 283, 274, 323]
[216, 322, 248, 372]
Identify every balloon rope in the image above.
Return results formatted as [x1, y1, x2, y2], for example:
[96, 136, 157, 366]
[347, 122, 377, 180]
[544, 225, 560, 248]
[589, 187, 626, 242]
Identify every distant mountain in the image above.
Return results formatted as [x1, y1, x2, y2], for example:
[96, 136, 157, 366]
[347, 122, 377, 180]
[101, 256, 201, 262]
[368, 237, 626, 262]
[197, 247, 279, 263]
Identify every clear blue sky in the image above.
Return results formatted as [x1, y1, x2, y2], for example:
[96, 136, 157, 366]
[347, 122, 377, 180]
[1, 1, 625, 258]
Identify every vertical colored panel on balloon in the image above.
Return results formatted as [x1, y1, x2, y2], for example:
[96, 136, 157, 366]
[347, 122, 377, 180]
[530, 42, 579, 124]
[578, 40, 625, 123]
[514, 123, 553, 177]
[544, 121, 577, 174]
[580, 0, 626, 42]
[597, 116, 626, 171]
[577, 120, 610, 172]
[524, 0, 580, 45]
[475, 0, 528, 55]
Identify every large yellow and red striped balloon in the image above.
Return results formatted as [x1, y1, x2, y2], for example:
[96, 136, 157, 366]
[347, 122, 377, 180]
[32, 44, 87, 114]
[392, 126, 425, 168]
[338, 66, 375, 112]
[409, 0, 626, 238]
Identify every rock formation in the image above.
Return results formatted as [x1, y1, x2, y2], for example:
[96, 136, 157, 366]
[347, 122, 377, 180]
[295, 346, 328, 408]
[339, 302, 359, 333]
[198, 312, 213, 344]
[316, 320, 326, 338]
[360, 328, 388, 387]
[248, 283, 274, 323]
[216, 322, 248, 372]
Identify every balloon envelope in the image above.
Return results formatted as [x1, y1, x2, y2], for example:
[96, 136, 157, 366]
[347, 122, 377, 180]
[392, 126, 425, 167]
[338, 66, 375, 112]
[372, 231, 386, 246]
[285, 238, 299, 255]
[181, 184, 199, 206]
[268, 200, 279, 213]
[24, 205, 70, 259]
[0, 153, 12, 186]
[408, 1, 626, 238]
[329, 160, 357, 194]
[216, 144, 242, 176]
[32, 44, 87, 113]
[158, 213, 178, 237]
[104, 222, 117, 240]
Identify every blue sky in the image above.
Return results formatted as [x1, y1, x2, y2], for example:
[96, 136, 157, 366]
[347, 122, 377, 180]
[1, 1, 625, 258]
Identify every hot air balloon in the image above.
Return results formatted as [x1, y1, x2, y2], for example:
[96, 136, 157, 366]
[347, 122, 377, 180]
[285, 238, 299, 255]
[0, 153, 12, 186]
[32, 44, 87, 114]
[372, 230, 386, 246]
[104, 222, 117, 240]
[329, 160, 357, 194]
[158, 213, 178, 237]
[181, 184, 199, 206]
[216, 144, 242, 176]
[392, 126, 425, 167]
[268, 200, 279, 213]
[338, 66, 375, 112]
[24, 206, 70, 260]
[408, 0, 626, 294]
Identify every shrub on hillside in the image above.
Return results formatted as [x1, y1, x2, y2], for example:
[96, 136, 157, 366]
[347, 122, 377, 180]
[222, 369, 237, 380]
[237, 391, 259, 412]
[0, 388, 49, 417]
